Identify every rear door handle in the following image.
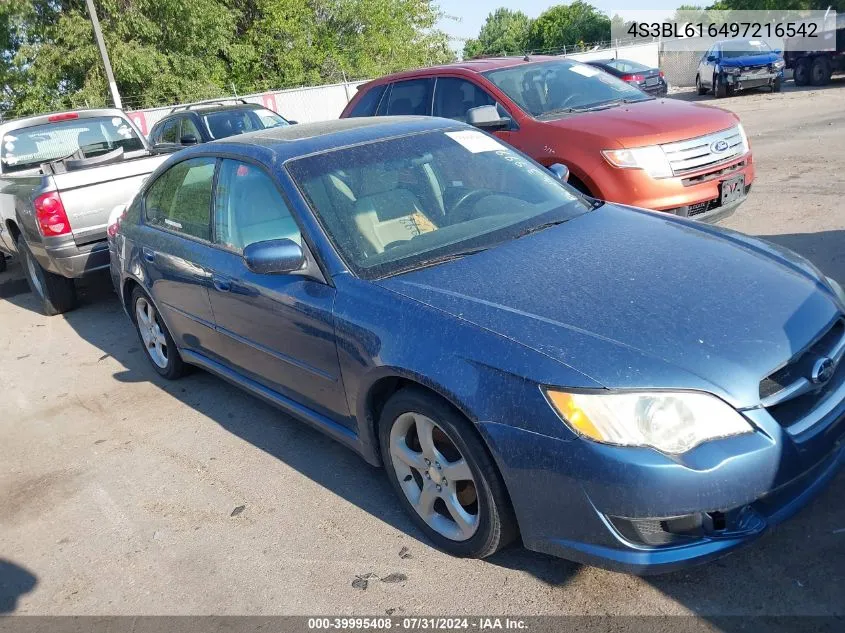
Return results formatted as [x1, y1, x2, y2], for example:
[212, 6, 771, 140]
[212, 275, 232, 292]
[142, 248, 155, 262]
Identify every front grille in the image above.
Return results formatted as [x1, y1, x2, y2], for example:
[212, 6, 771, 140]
[760, 318, 845, 428]
[661, 126, 746, 176]
[681, 159, 746, 186]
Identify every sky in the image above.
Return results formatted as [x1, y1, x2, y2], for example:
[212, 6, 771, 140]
[436, 0, 684, 52]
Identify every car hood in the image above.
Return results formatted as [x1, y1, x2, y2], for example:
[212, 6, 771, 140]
[720, 53, 780, 68]
[541, 98, 739, 148]
[377, 205, 841, 408]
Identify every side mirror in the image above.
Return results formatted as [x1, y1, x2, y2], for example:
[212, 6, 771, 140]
[180, 134, 199, 145]
[243, 238, 304, 275]
[467, 105, 511, 132]
[707, 55, 717, 62]
[549, 163, 569, 182]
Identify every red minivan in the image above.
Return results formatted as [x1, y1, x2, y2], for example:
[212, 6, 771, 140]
[341, 56, 754, 222]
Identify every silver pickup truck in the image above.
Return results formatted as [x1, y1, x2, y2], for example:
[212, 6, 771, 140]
[0, 108, 169, 314]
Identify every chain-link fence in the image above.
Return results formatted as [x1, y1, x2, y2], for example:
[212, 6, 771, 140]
[659, 50, 703, 88]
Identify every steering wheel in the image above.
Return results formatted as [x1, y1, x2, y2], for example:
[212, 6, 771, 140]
[450, 189, 495, 223]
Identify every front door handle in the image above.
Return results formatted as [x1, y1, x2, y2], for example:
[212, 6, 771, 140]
[212, 275, 232, 292]
[142, 247, 155, 262]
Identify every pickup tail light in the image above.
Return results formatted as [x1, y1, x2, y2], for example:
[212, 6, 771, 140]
[34, 191, 71, 237]
[622, 74, 645, 82]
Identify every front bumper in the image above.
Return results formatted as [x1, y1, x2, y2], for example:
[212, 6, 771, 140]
[725, 70, 781, 91]
[596, 153, 754, 224]
[480, 393, 845, 574]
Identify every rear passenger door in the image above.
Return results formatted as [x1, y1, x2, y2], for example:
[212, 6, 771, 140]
[140, 156, 222, 358]
[205, 159, 349, 424]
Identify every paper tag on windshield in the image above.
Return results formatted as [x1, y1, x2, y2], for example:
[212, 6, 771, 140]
[445, 130, 505, 153]
[570, 64, 601, 77]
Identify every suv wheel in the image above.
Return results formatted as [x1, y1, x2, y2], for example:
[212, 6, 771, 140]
[379, 387, 517, 558]
[696, 75, 707, 95]
[16, 234, 77, 315]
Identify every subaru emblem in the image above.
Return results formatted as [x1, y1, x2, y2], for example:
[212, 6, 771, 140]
[711, 139, 729, 153]
[811, 357, 836, 385]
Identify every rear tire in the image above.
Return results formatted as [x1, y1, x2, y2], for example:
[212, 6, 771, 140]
[794, 58, 811, 86]
[16, 234, 77, 316]
[131, 286, 185, 380]
[810, 56, 832, 86]
[379, 387, 517, 559]
[696, 75, 707, 95]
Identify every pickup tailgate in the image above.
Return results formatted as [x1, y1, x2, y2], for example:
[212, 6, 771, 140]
[55, 153, 168, 245]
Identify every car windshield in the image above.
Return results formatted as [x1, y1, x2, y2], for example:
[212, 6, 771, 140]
[203, 108, 289, 139]
[0, 116, 145, 174]
[483, 60, 651, 119]
[286, 129, 591, 279]
[721, 41, 772, 58]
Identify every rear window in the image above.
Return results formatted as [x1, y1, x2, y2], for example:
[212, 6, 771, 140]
[1, 116, 145, 174]
[347, 84, 387, 117]
[606, 60, 651, 73]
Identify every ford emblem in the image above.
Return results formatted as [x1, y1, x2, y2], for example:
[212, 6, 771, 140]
[811, 357, 836, 385]
[711, 139, 729, 153]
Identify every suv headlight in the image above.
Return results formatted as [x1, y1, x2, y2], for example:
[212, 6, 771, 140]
[826, 276, 845, 307]
[774, 59, 785, 69]
[545, 389, 753, 454]
[601, 145, 673, 179]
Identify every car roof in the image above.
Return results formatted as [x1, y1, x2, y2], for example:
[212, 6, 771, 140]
[357, 55, 562, 88]
[173, 116, 463, 164]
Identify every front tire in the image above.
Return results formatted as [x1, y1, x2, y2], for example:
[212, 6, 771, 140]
[379, 387, 517, 559]
[0, 254, 6, 273]
[696, 75, 707, 95]
[16, 234, 77, 315]
[773, 76, 782, 92]
[714, 74, 727, 98]
[131, 287, 185, 379]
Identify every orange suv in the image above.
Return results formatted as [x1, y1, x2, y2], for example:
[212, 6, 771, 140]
[341, 56, 754, 222]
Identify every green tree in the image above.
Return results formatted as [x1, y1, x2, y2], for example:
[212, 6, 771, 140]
[527, 1, 611, 53]
[462, 8, 532, 59]
[0, 0, 454, 119]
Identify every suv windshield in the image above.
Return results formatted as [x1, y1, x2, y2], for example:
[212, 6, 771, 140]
[287, 129, 591, 279]
[483, 59, 651, 119]
[203, 108, 289, 139]
[1, 116, 145, 173]
[721, 40, 772, 58]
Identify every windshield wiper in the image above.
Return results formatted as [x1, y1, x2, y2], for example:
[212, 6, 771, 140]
[392, 247, 490, 275]
[514, 219, 568, 239]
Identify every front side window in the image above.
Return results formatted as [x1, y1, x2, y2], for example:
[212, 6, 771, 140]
[145, 157, 216, 241]
[287, 129, 589, 279]
[0, 116, 145, 174]
[484, 60, 651, 119]
[180, 117, 202, 142]
[433, 77, 497, 122]
[213, 159, 301, 253]
[160, 119, 180, 144]
[386, 79, 434, 116]
[252, 108, 289, 129]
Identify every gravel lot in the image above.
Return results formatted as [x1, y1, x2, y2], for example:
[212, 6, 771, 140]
[1, 80, 844, 620]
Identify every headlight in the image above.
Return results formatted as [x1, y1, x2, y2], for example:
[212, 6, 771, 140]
[545, 389, 753, 454]
[774, 59, 785, 69]
[601, 145, 673, 179]
[737, 122, 750, 153]
[826, 276, 845, 307]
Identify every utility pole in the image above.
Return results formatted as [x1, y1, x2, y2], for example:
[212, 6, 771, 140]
[85, 0, 123, 109]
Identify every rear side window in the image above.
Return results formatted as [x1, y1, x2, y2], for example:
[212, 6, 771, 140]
[386, 79, 434, 116]
[145, 157, 216, 241]
[347, 84, 387, 117]
[433, 77, 496, 122]
[213, 160, 301, 253]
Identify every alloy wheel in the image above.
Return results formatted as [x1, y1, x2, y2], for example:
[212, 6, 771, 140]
[389, 412, 479, 541]
[135, 297, 169, 369]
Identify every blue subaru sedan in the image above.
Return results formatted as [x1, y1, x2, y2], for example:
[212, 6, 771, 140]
[109, 116, 845, 573]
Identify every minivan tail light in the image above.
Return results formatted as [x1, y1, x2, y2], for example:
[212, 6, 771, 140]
[47, 112, 79, 122]
[34, 191, 71, 236]
[622, 74, 645, 82]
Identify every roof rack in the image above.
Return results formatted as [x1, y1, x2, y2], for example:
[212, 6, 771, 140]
[170, 98, 249, 113]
